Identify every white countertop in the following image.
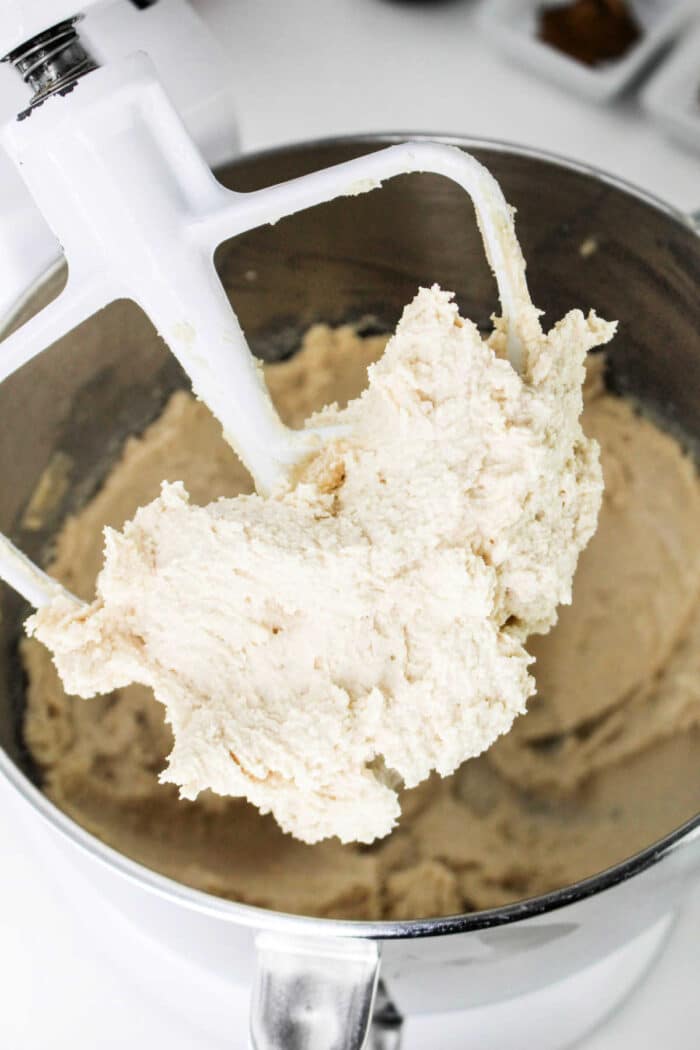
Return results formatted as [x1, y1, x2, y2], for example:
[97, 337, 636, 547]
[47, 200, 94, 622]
[202, 0, 700, 213]
[0, 0, 698, 1046]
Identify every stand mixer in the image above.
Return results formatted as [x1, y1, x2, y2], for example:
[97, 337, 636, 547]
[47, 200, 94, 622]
[2, 7, 699, 1050]
[0, 0, 533, 617]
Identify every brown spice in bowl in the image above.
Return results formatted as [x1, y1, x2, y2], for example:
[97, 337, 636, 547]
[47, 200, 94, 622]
[538, 0, 642, 67]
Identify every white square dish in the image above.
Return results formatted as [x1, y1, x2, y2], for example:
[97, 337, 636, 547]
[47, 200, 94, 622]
[642, 24, 700, 154]
[478, 0, 698, 103]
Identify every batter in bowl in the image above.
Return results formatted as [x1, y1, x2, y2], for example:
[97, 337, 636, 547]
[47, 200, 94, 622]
[26, 284, 611, 845]
[21, 316, 700, 917]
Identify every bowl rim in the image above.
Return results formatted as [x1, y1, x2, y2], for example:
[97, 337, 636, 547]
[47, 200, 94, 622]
[1, 131, 698, 941]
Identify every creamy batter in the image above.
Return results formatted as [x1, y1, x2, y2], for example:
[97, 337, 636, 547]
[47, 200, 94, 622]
[22, 323, 700, 916]
[27, 286, 611, 845]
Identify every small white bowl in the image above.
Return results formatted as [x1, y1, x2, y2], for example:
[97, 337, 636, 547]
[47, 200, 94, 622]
[642, 24, 700, 154]
[479, 0, 698, 103]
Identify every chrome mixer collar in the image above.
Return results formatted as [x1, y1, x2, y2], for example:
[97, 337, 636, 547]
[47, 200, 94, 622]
[3, 15, 98, 115]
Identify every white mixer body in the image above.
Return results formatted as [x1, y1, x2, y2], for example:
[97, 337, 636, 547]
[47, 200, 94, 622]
[0, 0, 241, 321]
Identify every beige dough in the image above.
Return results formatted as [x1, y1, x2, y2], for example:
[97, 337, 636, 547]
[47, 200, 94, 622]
[22, 325, 700, 917]
[27, 287, 610, 845]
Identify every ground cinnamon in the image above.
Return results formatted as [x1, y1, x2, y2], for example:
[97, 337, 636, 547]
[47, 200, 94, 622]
[538, 0, 642, 67]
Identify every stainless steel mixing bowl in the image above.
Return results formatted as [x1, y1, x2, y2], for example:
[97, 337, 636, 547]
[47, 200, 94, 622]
[0, 136, 698, 1050]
